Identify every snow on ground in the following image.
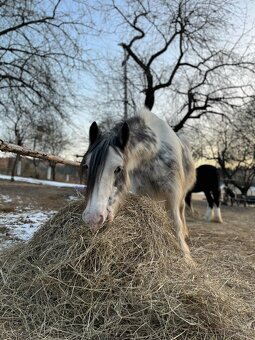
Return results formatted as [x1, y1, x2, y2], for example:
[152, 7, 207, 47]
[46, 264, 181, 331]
[0, 175, 86, 250]
[0, 174, 85, 189]
[0, 209, 56, 250]
[0, 194, 12, 203]
[67, 195, 80, 201]
[221, 183, 255, 196]
[248, 186, 255, 195]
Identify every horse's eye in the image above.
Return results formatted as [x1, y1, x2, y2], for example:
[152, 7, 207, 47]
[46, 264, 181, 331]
[114, 166, 122, 174]
[84, 164, 88, 170]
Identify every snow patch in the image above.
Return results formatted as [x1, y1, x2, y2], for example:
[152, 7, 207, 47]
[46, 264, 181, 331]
[67, 195, 80, 201]
[0, 194, 12, 203]
[0, 210, 56, 249]
[0, 174, 85, 189]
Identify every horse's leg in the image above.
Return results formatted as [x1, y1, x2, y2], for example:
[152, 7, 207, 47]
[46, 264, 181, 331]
[185, 191, 194, 215]
[204, 191, 214, 221]
[231, 196, 234, 206]
[180, 200, 189, 241]
[166, 196, 194, 265]
[212, 189, 223, 223]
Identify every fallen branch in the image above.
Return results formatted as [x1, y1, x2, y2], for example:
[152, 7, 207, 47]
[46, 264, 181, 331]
[0, 139, 80, 167]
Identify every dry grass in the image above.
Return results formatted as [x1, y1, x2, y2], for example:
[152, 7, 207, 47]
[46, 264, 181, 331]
[0, 195, 254, 339]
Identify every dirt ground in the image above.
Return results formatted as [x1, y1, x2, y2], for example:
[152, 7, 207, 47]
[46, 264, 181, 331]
[0, 180, 81, 211]
[187, 200, 255, 312]
[0, 179, 254, 312]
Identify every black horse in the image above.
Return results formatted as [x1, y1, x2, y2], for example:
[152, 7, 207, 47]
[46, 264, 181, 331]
[185, 164, 223, 223]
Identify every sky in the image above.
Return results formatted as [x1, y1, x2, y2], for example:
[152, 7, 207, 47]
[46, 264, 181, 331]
[67, 0, 255, 156]
[1, 0, 255, 161]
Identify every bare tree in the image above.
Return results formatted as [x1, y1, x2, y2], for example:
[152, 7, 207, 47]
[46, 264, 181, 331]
[191, 103, 255, 196]
[34, 115, 70, 181]
[3, 92, 36, 179]
[0, 1, 92, 116]
[95, 0, 255, 130]
[0, 0, 96, 177]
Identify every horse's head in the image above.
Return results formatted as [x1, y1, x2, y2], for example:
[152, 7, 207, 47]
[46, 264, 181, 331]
[82, 121, 129, 232]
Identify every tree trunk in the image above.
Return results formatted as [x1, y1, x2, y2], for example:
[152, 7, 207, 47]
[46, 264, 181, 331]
[52, 163, 56, 181]
[240, 188, 248, 207]
[144, 88, 155, 110]
[33, 158, 40, 179]
[11, 154, 20, 181]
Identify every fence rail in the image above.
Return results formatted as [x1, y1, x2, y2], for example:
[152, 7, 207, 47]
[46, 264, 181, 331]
[0, 139, 80, 167]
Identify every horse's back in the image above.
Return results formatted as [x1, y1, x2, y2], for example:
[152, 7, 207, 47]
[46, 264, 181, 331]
[139, 107, 195, 192]
[140, 107, 188, 158]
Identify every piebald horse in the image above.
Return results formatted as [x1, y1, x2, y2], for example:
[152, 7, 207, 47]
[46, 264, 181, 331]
[185, 164, 223, 223]
[81, 108, 196, 263]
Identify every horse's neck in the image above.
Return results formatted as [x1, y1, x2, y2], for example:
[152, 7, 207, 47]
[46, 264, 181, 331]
[125, 136, 159, 171]
[124, 111, 160, 171]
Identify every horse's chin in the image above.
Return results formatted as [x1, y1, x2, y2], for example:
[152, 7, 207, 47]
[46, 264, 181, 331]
[90, 223, 104, 233]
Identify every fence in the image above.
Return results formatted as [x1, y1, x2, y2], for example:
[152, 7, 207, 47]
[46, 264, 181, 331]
[0, 139, 81, 182]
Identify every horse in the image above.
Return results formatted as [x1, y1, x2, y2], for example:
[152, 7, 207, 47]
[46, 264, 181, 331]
[185, 164, 223, 223]
[81, 107, 196, 263]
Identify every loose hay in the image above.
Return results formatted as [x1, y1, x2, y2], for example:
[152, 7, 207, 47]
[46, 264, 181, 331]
[0, 195, 253, 339]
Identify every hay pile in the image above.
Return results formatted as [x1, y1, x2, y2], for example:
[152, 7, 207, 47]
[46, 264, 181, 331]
[0, 195, 253, 339]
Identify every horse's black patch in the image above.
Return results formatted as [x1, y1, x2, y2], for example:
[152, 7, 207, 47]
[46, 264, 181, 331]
[127, 117, 157, 150]
[158, 142, 175, 168]
[186, 164, 221, 208]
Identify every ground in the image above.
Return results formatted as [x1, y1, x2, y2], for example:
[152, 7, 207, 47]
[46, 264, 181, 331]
[189, 202, 255, 259]
[0, 179, 254, 311]
[0, 180, 83, 248]
[187, 200, 255, 311]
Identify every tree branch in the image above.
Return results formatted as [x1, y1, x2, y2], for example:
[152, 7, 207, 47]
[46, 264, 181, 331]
[0, 139, 80, 167]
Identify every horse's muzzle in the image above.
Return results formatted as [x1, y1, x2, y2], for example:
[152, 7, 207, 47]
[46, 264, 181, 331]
[82, 211, 105, 232]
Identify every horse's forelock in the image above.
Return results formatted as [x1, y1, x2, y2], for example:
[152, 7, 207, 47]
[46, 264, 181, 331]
[85, 134, 122, 198]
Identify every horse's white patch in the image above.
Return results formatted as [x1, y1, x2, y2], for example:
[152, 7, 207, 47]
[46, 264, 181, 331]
[204, 207, 214, 221]
[82, 146, 124, 229]
[213, 207, 223, 223]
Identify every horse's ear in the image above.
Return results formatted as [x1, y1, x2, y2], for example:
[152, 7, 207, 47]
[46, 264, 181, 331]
[117, 122, 129, 150]
[89, 121, 99, 145]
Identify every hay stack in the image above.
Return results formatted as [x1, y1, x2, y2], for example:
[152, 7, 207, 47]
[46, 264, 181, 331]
[0, 195, 253, 339]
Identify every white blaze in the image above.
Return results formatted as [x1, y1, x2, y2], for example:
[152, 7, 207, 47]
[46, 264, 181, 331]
[82, 147, 124, 228]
